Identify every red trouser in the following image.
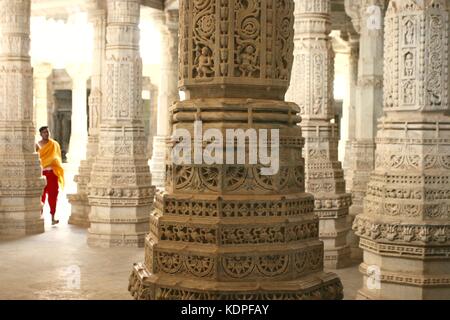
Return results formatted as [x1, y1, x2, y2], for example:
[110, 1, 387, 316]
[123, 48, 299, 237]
[41, 170, 59, 216]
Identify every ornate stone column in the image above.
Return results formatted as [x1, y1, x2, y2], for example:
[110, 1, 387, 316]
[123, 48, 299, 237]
[287, 0, 352, 268]
[354, 0, 450, 299]
[345, 0, 386, 260]
[68, 8, 106, 228]
[343, 31, 361, 260]
[66, 63, 90, 174]
[149, 9, 180, 190]
[33, 62, 53, 139]
[342, 33, 359, 182]
[0, 0, 45, 238]
[129, 0, 343, 300]
[87, 0, 154, 248]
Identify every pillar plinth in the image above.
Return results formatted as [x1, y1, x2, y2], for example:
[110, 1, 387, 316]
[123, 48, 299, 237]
[0, 0, 45, 239]
[129, 0, 343, 300]
[68, 8, 106, 228]
[354, 0, 450, 299]
[87, 0, 154, 248]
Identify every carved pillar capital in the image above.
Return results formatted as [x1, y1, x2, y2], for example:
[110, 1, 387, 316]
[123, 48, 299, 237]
[34, 62, 53, 79]
[66, 63, 91, 82]
[89, 8, 107, 24]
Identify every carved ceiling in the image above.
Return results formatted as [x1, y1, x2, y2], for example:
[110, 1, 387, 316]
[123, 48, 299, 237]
[32, 0, 349, 32]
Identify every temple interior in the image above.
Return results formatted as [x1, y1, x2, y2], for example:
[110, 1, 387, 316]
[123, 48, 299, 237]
[1, 0, 450, 300]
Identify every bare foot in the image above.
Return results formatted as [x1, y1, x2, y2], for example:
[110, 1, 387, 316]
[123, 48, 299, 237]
[52, 219, 59, 225]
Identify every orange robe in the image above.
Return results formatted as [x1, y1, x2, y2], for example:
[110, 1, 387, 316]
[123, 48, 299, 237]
[38, 139, 65, 188]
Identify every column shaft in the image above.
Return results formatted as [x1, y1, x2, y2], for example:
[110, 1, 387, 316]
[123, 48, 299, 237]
[288, 0, 352, 268]
[354, 0, 450, 299]
[87, 0, 154, 247]
[129, 0, 343, 299]
[0, 0, 45, 238]
[345, 0, 386, 260]
[68, 8, 107, 228]
[342, 34, 359, 180]
[33, 62, 53, 139]
[150, 10, 180, 189]
[66, 64, 90, 174]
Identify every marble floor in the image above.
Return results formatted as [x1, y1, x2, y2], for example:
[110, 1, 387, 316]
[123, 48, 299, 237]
[0, 166, 362, 300]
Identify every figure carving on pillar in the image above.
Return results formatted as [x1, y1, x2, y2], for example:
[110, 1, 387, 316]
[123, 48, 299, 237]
[237, 45, 258, 77]
[194, 46, 214, 78]
[404, 52, 414, 76]
[405, 19, 414, 45]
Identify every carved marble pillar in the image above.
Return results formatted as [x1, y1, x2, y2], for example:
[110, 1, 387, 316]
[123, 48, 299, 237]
[0, 0, 45, 238]
[150, 9, 180, 190]
[343, 32, 361, 260]
[287, 0, 352, 268]
[342, 34, 359, 183]
[345, 0, 386, 260]
[129, 0, 343, 300]
[66, 63, 90, 174]
[354, 0, 450, 299]
[33, 62, 53, 140]
[68, 8, 106, 228]
[87, 0, 154, 248]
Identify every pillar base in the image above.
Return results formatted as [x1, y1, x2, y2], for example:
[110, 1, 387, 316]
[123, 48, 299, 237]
[347, 140, 375, 216]
[347, 140, 375, 261]
[129, 262, 343, 300]
[68, 146, 97, 229]
[347, 215, 363, 262]
[67, 194, 90, 228]
[354, 223, 450, 300]
[324, 246, 352, 269]
[315, 194, 353, 269]
[0, 208, 44, 239]
[87, 232, 147, 248]
[357, 272, 450, 300]
[86, 204, 151, 248]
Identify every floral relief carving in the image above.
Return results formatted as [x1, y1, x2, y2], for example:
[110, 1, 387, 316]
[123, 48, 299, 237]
[130, 0, 342, 300]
